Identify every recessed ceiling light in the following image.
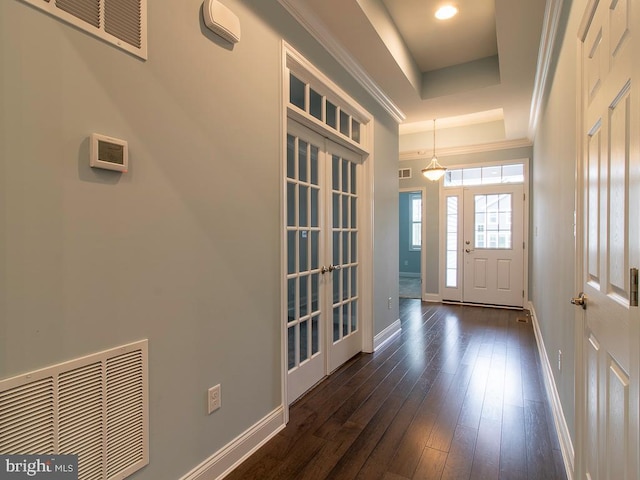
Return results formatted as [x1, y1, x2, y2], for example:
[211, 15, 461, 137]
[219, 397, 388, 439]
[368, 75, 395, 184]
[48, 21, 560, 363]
[435, 5, 458, 20]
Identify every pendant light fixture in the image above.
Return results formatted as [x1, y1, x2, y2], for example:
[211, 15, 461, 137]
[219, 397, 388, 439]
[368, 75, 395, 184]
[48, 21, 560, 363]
[422, 119, 447, 181]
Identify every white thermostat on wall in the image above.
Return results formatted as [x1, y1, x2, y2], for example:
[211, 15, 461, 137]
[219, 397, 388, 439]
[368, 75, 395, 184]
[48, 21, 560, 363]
[90, 133, 128, 172]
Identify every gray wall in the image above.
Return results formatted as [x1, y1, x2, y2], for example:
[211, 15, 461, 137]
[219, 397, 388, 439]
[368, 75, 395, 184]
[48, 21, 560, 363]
[373, 114, 401, 333]
[530, 0, 582, 445]
[398, 146, 533, 296]
[0, 1, 399, 478]
[399, 192, 421, 275]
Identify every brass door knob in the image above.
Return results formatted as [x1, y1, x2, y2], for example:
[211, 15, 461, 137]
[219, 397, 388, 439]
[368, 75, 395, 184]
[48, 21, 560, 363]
[570, 292, 587, 309]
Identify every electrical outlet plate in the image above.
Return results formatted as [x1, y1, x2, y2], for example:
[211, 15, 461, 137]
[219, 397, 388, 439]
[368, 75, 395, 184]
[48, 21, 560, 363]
[208, 384, 221, 414]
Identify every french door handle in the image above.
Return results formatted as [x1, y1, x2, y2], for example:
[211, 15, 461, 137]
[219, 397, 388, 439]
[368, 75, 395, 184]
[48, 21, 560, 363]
[321, 264, 342, 274]
[465, 248, 474, 253]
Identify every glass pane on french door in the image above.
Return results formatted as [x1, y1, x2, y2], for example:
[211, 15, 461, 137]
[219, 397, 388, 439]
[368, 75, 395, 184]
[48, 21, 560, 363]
[327, 145, 362, 374]
[286, 132, 322, 369]
[331, 154, 359, 343]
[284, 120, 362, 403]
[285, 120, 362, 402]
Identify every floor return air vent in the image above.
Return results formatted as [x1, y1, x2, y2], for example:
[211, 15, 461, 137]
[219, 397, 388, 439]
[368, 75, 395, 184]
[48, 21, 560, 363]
[0, 340, 149, 480]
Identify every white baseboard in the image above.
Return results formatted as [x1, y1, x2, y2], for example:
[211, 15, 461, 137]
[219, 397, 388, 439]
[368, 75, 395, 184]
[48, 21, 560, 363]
[528, 302, 575, 480]
[180, 406, 286, 480]
[374, 319, 401, 351]
[424, 293, 441, 303]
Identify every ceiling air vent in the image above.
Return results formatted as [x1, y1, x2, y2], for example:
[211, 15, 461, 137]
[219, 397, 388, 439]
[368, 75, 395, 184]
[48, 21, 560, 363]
[20, 0, 147, 59]
[399, 168, 412, 179]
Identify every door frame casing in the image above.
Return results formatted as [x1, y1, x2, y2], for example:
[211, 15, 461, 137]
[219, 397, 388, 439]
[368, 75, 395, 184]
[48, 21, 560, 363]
[399, 187, 427, 301]
[280, 42, 374, 419]
[438, 158, 530, 307]
[439, 186, 462, 303]
[574, 16, 586, 480]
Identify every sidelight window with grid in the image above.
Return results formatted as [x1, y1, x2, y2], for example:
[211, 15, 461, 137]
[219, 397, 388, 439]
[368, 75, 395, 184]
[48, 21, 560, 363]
[410, 193, 422, 251]
[446, 196, 459, 288]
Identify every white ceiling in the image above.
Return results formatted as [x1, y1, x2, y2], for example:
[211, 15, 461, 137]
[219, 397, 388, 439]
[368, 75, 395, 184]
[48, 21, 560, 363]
[382, 0, 497, 72]
[279, 0, 549, 148]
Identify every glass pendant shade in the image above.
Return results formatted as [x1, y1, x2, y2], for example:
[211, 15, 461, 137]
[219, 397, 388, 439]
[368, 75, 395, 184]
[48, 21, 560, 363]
[422, 119, 446, 181]
[422, 156, 447, 181]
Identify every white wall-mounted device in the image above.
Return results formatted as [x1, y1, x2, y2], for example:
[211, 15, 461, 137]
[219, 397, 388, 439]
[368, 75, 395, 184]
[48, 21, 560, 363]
[90, 133, 128, 172]
[203, 0, 241, 44]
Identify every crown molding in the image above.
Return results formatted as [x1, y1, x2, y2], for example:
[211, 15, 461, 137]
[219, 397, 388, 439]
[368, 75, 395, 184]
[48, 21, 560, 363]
[529, 0, 565, 139]
[278, 0, 406, 123]
[399, 138, 533, 161]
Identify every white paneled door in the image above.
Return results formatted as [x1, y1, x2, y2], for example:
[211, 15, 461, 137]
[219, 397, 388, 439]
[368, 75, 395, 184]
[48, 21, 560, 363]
[577, 0, 639, 479]
[285, 120, 362, 404]
[462, 185, 525, 308]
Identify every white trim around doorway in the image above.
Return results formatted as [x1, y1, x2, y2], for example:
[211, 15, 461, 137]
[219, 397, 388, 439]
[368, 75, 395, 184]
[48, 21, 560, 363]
[400, 187, 427, 302]
[280, 41, 375, 419]
[438, 158, 530, 308]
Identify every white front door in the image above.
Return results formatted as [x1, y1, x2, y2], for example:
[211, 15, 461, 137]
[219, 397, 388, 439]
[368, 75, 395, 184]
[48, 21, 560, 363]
[577, 0, 639, 478]
[462, 185, 524, 307]
[285, 120, 362, 404]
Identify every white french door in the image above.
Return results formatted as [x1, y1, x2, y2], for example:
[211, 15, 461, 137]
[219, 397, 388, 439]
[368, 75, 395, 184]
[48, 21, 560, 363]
[326, 140, 362, 373]
[441, 183, 525, 308]
[285, 120, 362, 404]
[576, 0, 639, 478]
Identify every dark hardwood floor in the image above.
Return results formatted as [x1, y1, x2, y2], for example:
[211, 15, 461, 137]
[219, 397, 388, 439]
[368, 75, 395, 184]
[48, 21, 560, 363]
[226, 300, 567, 480]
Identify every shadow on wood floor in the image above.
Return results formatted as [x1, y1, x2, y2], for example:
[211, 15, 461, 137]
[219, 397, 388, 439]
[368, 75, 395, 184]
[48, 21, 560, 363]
[225, 299, 567, 480]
